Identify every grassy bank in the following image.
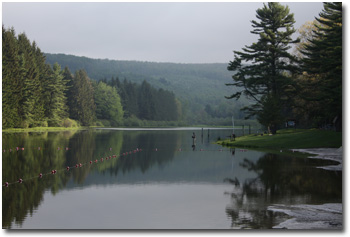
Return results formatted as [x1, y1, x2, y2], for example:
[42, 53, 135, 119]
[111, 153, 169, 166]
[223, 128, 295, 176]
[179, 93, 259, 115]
[2, 126, 84, 133]
[217, 129, 342, 150]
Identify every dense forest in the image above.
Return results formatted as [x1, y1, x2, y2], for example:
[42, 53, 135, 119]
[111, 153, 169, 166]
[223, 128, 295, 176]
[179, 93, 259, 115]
[44, 53, 250, 125]
[102, 77, 179, 123]
[2, 26, 181, 129]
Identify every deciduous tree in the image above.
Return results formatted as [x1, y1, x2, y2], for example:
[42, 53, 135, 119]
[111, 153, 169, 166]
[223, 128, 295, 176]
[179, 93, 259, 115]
[94, 81, 124, 126]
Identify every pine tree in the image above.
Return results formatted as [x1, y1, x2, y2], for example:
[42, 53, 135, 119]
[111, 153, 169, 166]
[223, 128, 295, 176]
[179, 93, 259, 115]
[154, 89, 178, 121]
[123, 79, 139, 118]
[226, 2, 299, 133]
[17, 33, 45, 127]
[2, 26, 22, 128]
[138, 80, 156, 120]
[300, 2, 342, 131]
[46, 63, 68, 126]
[62, 67, 75, 118]
[69, 70, 96, 126]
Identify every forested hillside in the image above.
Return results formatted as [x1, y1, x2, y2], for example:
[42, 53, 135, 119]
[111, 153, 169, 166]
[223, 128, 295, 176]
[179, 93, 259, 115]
[2, 26, 182, 129]
[45, 53, 251, 125]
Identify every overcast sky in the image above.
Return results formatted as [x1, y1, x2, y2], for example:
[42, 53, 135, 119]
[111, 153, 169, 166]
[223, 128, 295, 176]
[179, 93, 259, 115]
[2, 1, 325, 64]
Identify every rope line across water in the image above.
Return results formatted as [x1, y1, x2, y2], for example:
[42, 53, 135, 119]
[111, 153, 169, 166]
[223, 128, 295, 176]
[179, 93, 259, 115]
[3, 148, 143, 188]
[3, 147, 247, 188]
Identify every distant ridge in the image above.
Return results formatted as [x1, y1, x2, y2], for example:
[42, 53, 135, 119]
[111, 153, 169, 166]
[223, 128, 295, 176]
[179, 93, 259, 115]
[44, 53, 230, 80]
[44, 53, 248, 124]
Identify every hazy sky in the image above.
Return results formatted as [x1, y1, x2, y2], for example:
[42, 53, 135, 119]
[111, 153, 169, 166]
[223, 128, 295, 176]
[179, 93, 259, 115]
[2, 1, 324, 63]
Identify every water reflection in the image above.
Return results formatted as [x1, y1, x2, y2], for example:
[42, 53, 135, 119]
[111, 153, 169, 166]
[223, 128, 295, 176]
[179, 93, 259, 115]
[2, 129, 180, 228]
[224, 153, 342, 229]
[2, 129, 342, 229]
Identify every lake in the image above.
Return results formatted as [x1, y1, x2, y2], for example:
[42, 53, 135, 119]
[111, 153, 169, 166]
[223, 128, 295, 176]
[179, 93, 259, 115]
[2, 128, 342, 229]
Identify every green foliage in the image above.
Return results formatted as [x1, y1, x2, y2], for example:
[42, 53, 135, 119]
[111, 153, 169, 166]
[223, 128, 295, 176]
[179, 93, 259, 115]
[299, 2, 342, 130]
[104, 78, 180, 123]
[2, 26, 22, 128]
[256, 95, 284, 134]
[2, 26, 182, 129]
[44, 53, 251, 125]
[94, 81, 124, 126]
[226, 2, 299, 133]
[138, 80, 156, 120]
[69, 70, 96, 126]
[2, 27, 53, 128]
[2, 26, 98, 129]
[218, 129, 342, 150]
[18, 33, 46, 127]
[46, 63, 69, 126]
[61, 118, 79, 128]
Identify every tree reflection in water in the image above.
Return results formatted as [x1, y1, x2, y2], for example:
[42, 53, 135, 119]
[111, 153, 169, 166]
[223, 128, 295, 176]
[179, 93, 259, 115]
[2, 129, 179, 229]
[224, 153, 342, 229]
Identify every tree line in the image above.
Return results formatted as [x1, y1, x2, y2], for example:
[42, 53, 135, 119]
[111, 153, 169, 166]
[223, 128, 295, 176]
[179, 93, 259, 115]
[2, 25, 180, 129]
[102, 77, 180, 122]
[226, 2, 342, 133]
[44, 53, 243, 126]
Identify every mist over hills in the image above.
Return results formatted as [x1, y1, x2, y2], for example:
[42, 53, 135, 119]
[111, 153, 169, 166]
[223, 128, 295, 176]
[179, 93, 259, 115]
[44, 53, 249, 125]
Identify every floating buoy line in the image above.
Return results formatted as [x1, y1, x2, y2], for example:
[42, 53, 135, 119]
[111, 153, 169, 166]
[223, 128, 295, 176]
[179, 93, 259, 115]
[3, 147, 142, 188]
[3, 147, 249, 188]
[3, 146, 71, 153]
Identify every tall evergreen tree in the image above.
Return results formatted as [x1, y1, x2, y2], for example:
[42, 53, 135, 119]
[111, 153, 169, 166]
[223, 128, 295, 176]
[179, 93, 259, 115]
[226, 2, 299, 133]
[138, 80, 156, 120]
[62, 66, 75, 118]
[123, 79, 139, 118]
[45, 63, 68, 126]
[154, 88, 178, 121]
[300, 2, 342, 131]
[69, 70, 96, 126]
[2, 26, 23, 128]
[17, 33, 45, 127]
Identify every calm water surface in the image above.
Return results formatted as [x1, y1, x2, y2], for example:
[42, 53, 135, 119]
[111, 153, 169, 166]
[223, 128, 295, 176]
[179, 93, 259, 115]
[2, 128, 342, 229]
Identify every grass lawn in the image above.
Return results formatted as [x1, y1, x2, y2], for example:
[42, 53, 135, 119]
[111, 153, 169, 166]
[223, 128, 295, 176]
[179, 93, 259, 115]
[217, 128, 342, 150]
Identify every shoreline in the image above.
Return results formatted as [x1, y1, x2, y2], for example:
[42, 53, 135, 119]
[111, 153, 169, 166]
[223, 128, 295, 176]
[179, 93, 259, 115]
[294, 147, 343, 171]
[2, 126, 84, 133]
[216, 129, 342, 149]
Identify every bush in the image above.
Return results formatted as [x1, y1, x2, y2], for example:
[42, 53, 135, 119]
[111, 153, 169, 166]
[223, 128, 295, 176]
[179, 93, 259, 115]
[62, 118, 79, 128]
[40, 120, 48, 127]
[20, 120, 30, 129]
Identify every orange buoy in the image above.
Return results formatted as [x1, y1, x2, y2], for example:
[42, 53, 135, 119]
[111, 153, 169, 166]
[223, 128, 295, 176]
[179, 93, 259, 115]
[18, 178, 23, 183]
[5, 182, 9, 187]
[39, 173, 43, 178]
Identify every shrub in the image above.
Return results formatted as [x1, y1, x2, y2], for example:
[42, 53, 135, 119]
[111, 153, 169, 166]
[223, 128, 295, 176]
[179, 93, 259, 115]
[62, 118, 79, 128]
